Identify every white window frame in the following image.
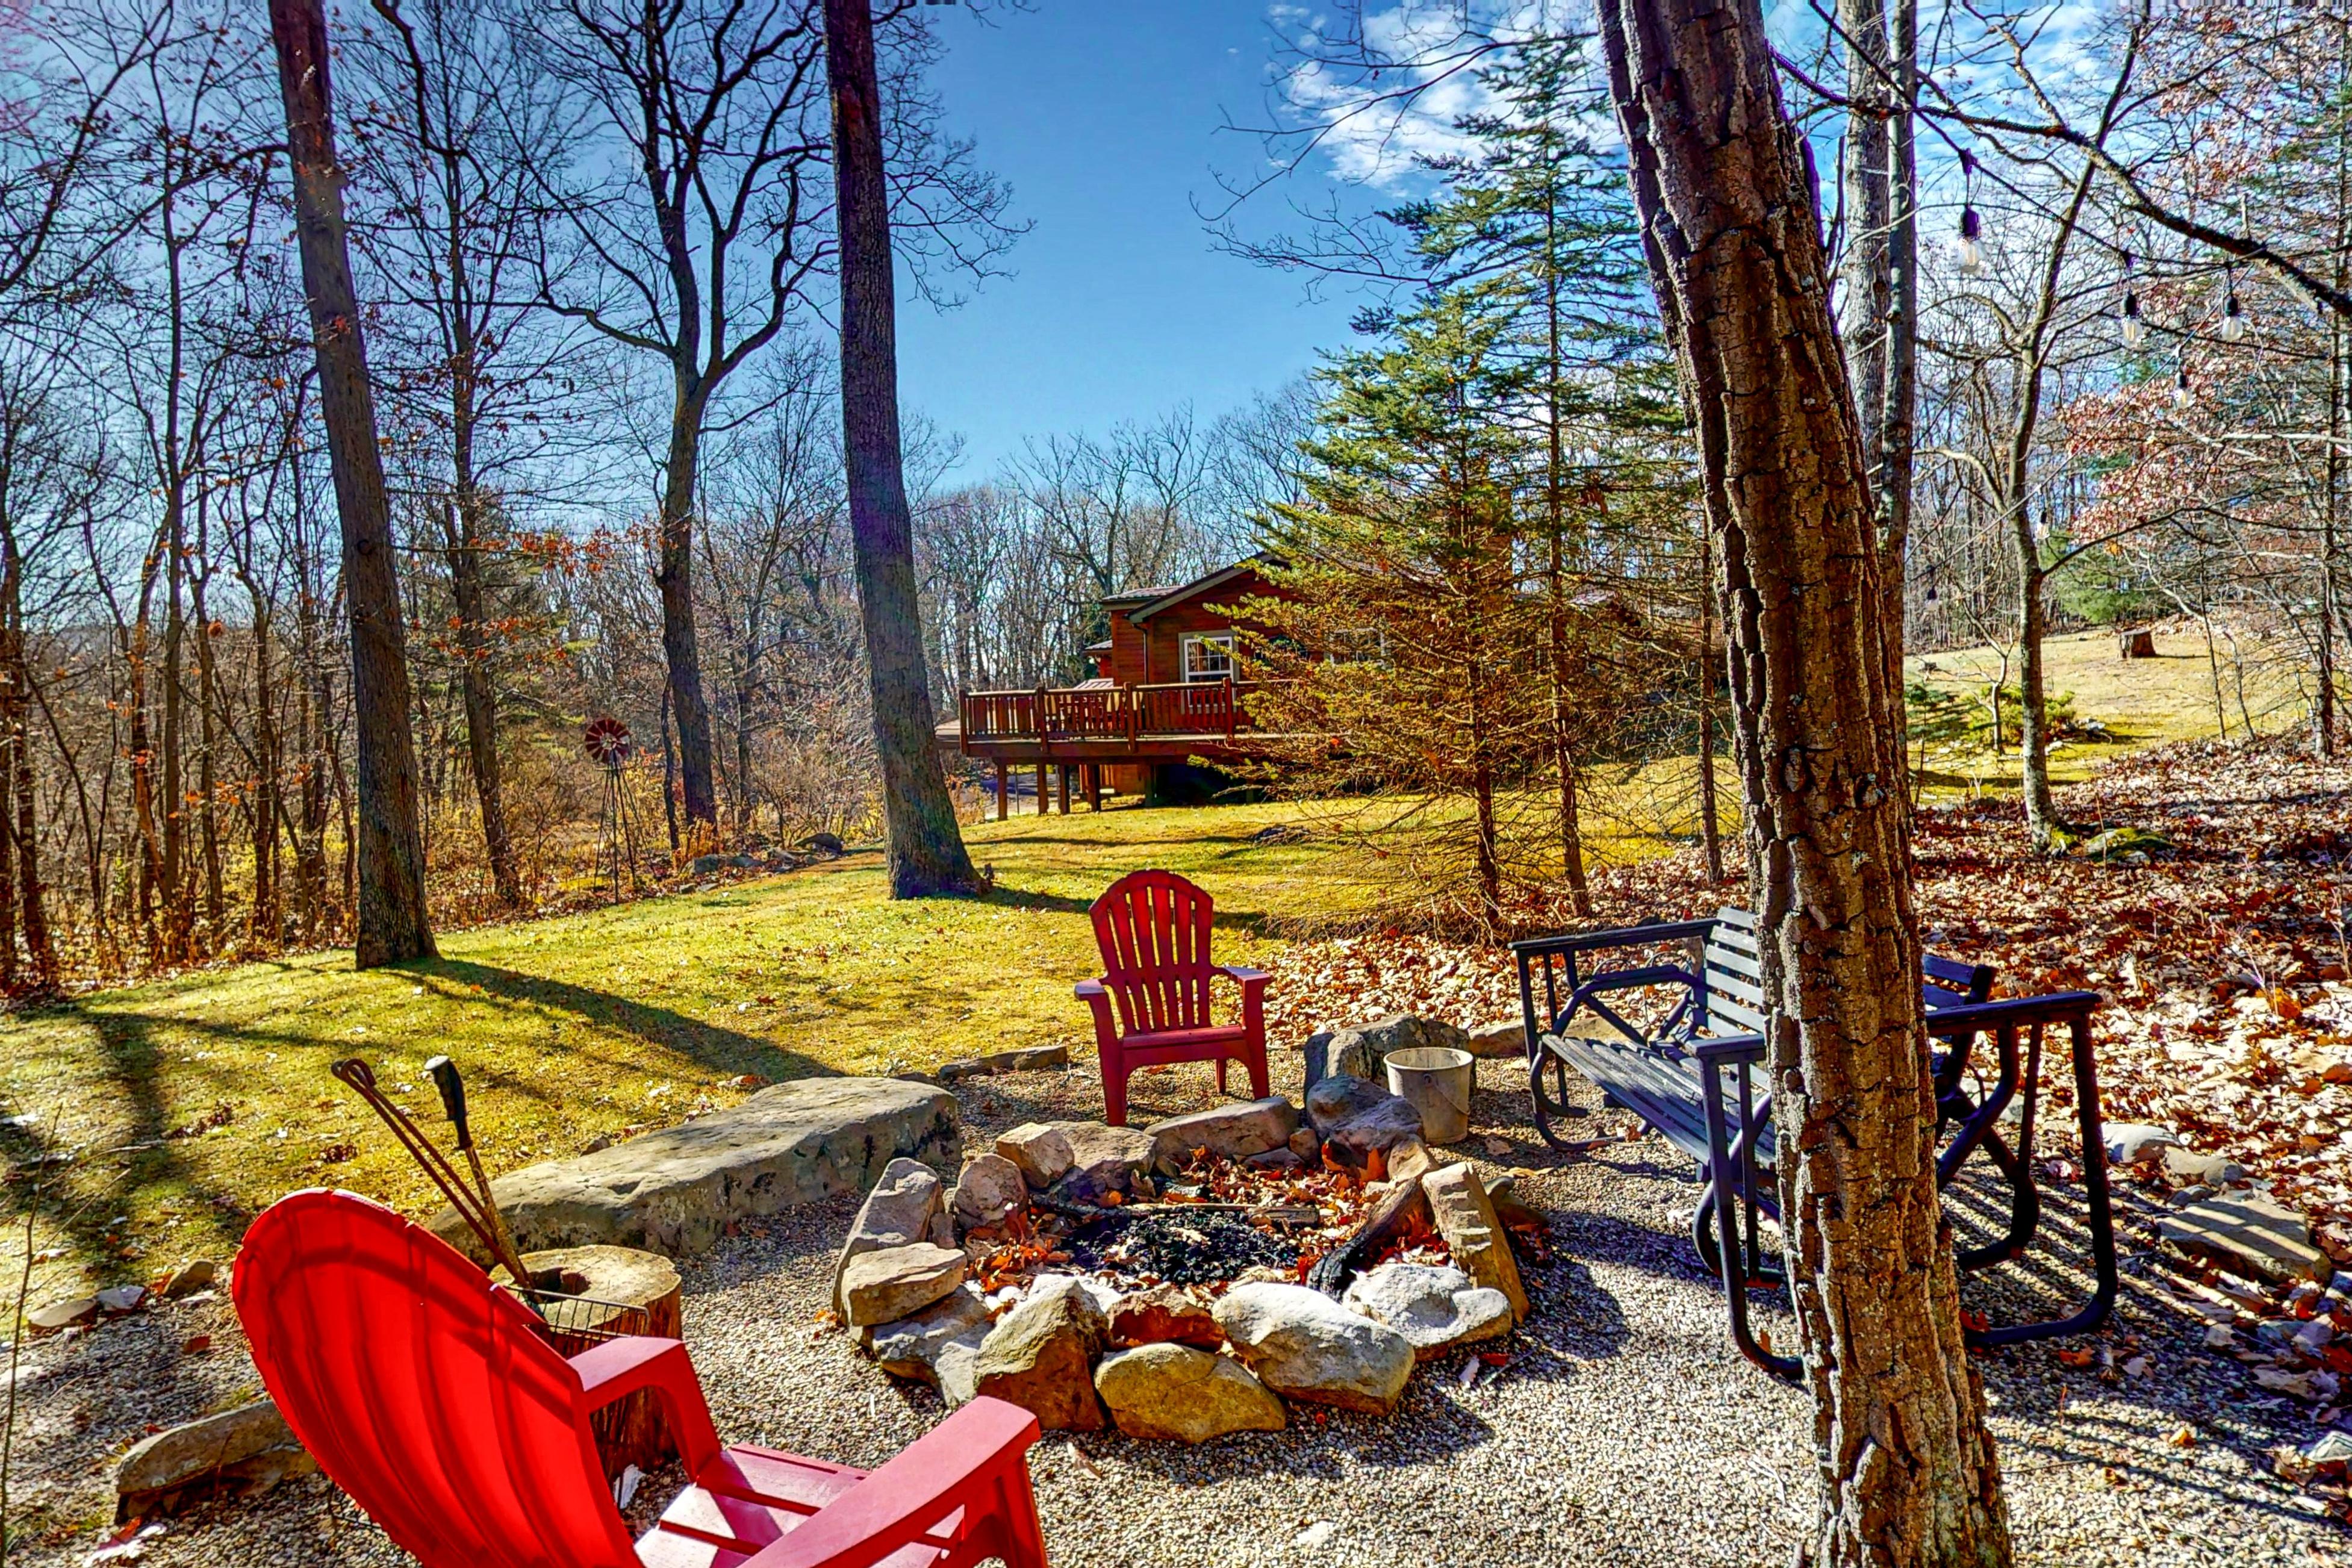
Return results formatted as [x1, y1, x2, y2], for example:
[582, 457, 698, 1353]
[1180, 631, 1236, 683]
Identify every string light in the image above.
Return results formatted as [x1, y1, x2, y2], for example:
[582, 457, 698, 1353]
[2173, 361, 2193, 408]
[2120, 250, 2146, 348]
[1958, 153, 1985, 278]
[2220, 271, 2246, 343]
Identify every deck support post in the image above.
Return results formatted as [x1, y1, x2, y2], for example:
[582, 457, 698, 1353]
[994, 761, 1007, 821]
[1086, 765, 1102, 811]
[1056, 764, 1070, 815]
[1036, 760, 1048, 818]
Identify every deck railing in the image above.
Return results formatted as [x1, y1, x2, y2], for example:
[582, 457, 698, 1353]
[959, 679, 1261, 748]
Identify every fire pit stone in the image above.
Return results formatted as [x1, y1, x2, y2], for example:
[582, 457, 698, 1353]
[828, 1156, 945, 1319]
[967, 1275, 1110, 1431]
[1143, 1097, 1299, 1175]
[1342, 1262, 1513, 1360]
[994, 1123, 1077, 1188]
[1425, 1163, 1529, 1321]
[866, 1283, 991, 1383]
[1094, 1342, 1287, 1443]
[951, 1153, 1029, 1230]
[1107, 1284, 1224, 1349]
[840, 1242, 968, 1329]
[1212, 1281, 1416, 1414]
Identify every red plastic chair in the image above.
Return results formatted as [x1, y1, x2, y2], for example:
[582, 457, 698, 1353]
[232, 1189, 1048, 1568]
[1075, 869, 1271, 1127]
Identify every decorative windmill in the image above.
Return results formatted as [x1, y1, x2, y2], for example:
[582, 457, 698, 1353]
[584, 717, 641, 899]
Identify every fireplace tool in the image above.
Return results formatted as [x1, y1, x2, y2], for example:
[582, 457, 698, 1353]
[330, 1054, 537, 1299]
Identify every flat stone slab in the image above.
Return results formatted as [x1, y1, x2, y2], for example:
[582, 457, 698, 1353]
[2158, 1192, 2329, 1284]
[430, 1077, 959, 1260]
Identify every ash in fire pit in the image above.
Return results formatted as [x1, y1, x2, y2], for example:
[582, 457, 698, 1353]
[1067, 1208, 1302, 1286]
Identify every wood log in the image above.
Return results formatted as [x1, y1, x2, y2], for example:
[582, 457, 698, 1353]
[1305, 1177, 1429, 1297]
[503, 1245, 682, 1479]
[2118, 628, 2156, 659]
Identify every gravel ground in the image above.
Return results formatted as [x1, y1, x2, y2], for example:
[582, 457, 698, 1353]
[5, 1056, 2346, 1567]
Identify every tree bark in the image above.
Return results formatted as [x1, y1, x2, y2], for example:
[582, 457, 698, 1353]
[823, 0, 976, 898]
[658, 400, 720, 830]
[1596, 4, 2011, 1564]
[1696, 515, 1726, 884]
[269, 0, 437, 967]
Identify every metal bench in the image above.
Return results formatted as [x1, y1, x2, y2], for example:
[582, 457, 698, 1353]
[1511, 909, 2116, 1377]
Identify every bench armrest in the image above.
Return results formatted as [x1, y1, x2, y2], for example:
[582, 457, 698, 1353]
[1509, 917, 1719, 960]
[1689, 1031, 1766, 1064]
[567, 1336, 721, 1474]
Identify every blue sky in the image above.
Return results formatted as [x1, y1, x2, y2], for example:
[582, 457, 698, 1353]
[895, 3, 1375, 480]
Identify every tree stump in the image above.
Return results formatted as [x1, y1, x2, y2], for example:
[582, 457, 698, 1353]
[506, 1245, 683, 1479]
[2118, 628, 2156, 659]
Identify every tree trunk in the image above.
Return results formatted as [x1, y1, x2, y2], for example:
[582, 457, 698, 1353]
[269, 0, 436, 967]
[445, 495, 520, 906]
[1696, 516, 1726, 884]
[1880, 0, 1919, 709]
[657, 400, 719, 831]
[1596, 4, 2012, 1564]
[2012, 538, 2060, 845]
[824, 0, 976, 898]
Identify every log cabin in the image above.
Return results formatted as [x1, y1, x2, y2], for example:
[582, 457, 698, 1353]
[936, 554, 1297, 816]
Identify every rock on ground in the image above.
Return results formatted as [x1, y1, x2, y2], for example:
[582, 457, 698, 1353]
[1044, 1122, 1156, 1204]
[1321, 1016, 1474, 1082]
[839, 1243, 966, 1329]
[995, 1124, 1077, 1189]
[1423, 1162, 1529, 1321]
[1094, 1343, 1286, 1443]
[1146, 1098, 1298, 1175]
[1107, 1285, 1222, 1349]
[2158, 1192, 2330, 1284]
[952, 1153, 1029, 1230]
[1342, 1263, 1513, 1360]
[866, 1283, 992, 1384]
[1465, 1018, 1525, 1059]
[970, 1275, 1110, 1432]
[429, 1077, 959, 1260]
[116, 1401, 313, 1523]
[828, 1157, 945, 1319]
[1212, 1281, 1414, 1415]
[2105, 1123, 2183, 1166]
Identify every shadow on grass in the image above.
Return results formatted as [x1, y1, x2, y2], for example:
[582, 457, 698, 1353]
[982, 883, 1282, 941]
[394, 957, 842, 1086]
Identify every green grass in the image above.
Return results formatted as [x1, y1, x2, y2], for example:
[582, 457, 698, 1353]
[0, 800, 1390, 1292]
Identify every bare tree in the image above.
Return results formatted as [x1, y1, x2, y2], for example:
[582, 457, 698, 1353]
[269, 0, 435, 966]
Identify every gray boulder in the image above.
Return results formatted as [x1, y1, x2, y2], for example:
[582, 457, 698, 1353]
[1212, 1281, 1415, 1414]
[866, 1283, 992, 1385]
[1044, 1122, 1156, 1205]
[1094, 1344, 1287, 1443]
[116, 1401, 314, 1522]
[1147, 1097, 1299, 1175]
[429, 1077, 959, 1260]
[1322, 1097, 1425, 1172]
[1304, 1075, 1390, 1137]
[830, 1157, 945, 1319]
[2103, 1122, 2182, 1166]
[1464, 1019, 1526, 1060]
[1342, 1263, 1513, 1360]
[995, 1124, 1077, 1189]
[1328, 1016, 1473, 1081]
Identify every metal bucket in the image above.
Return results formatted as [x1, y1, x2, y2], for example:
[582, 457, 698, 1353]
[1385, 1046, 1475, 1145]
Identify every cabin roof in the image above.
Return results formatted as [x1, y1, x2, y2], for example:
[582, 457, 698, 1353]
[1125, 552, 1286, 624]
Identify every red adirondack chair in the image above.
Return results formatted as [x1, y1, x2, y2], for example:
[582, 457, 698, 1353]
[1076, 869, 1270, 1127]
[232, 1189, 1048, 1568]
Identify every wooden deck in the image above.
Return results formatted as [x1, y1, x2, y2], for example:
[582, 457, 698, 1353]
[936, 680, 1293, 815]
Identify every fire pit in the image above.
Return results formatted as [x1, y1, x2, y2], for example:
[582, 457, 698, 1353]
[826, 1078, 1542, 1443]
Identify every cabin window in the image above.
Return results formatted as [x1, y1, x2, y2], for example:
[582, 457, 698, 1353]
[1181, 632, 1234, 682]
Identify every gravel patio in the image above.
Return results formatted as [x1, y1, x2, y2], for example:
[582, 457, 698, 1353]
[6, 1056, 2344, 1568]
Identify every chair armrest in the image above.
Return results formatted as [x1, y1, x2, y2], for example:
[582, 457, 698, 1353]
[1074, 978, 1109, 1001]
[1213, 965, 1269, 986]
[567, 1336, 722, 1475]
[739, 1395, 1042, 1568]
[1508, 917, 1718, 959]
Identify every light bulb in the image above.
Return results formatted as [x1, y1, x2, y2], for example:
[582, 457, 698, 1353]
[2173, 369, 2192, 408]
[2220, 293, 2245, 343]
[2121, 291, 2145, 349]
[1958, 207, 1985, 278]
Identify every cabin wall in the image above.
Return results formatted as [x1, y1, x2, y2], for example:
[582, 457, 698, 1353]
[1106, 608, 1149, 685]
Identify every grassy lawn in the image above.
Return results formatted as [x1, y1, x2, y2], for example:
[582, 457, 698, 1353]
[0, 799, 1392, 1292]
[0, 621, 2292, 1298]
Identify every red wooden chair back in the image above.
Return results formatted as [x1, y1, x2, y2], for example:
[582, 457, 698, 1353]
[234, 1189, 639, 1568]
[1090, 870, 1218, 1034]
